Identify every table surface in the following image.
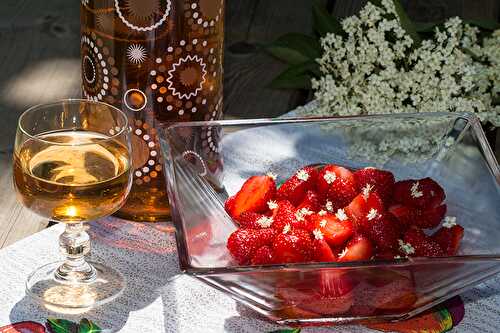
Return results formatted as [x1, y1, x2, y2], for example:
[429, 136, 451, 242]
[0, 0, 499, 247]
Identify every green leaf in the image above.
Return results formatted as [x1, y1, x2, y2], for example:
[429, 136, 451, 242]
[268, 329, 301, 333]
[312, 0, 345, 37]
[46, 318, 79, 333]
[266, 33, 322, 65]
[269, 61, 320, 90]
[392, 0, 422, 46]
[79, 319, 102, 333]
[415, 22, 439, 33]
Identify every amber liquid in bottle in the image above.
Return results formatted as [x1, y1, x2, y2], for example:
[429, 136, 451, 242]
[13, 131, 131, 223]
[81, 0, 225, 222]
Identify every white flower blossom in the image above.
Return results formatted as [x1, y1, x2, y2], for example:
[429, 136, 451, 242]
[443, 216, 457, 228]
[296, 169, 310, 181]
[335, 208, 348, 221]
[256, 216, 273, 228]
[267, 200, 278, 210]
[399, 239, 415, 255]
[313, 228, 324, 240]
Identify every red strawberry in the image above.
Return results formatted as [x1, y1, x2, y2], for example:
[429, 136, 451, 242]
[311, 234, 337, 262]
[226, 175, 276, 218]
[297, 190, 322, 212]
[312, 270, 354, 314]
[271, 200, 300, 232]
[224, 195, 235, 216]
[317, 165, 356, 196]
[393, 178, 445, 208]
[235, 212, 267, 229]
[389, 204, 446, 230]
[309, 213, 354, 246]
[0, 322, 46, 333]
[276, 166, 318, 206]
[432, 223, 464, 256]
[374, 248, 400, 260]
[345, 191, 384, 228]
[227, 228, 277, 265]
[363, 213, 400, 251]
[326, 178, 358, 211]
[272, 228, 313, 264]
[403, 227, 444, 257]
[250, 245, 275, 265]
[354, 167, 395, 202]
[338, 234, 374, 262]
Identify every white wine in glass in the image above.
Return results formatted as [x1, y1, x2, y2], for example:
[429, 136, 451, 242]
[13, 100, 132, 311]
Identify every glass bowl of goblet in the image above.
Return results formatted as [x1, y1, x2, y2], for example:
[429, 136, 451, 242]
[13, 99, 132, 312]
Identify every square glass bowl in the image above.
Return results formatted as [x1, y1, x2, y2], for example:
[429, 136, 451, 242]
[159, 113, 500, 326]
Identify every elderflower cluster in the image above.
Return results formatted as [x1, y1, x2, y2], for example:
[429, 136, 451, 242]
[301, 0, 499, 163]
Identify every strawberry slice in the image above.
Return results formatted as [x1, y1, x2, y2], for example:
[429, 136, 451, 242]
[363, 213, 400, 251]
[309, 213, 353, 246]
[272, 228, 313, 264]
[389, 204, 446, 230]
[403, 227, 444, 257]
[250, 245, 275, 265]
[276, 166, 318, 206]
[0, 322, 46, 333]
[317, 165, 356, 195]
[296, 190, 322, 212]
[338, 234, 374, 262]
[432, 223, 464, 256]
[345, 190, 384, 228]
[311, 270, 354, 315]
[271, 200, 300, 231]
[227, 228, 277, 265]
[224, 195, 236, 216]
[354, 167, 395, 203]
[311, 231, 337, 262]
[393, 177, 445, 208]
[235, 212, 271, 229]
[225, 175, 276, 219]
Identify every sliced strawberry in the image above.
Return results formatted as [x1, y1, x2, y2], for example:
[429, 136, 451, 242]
[403, 227, 444, 257]
[276, 166, 318, 206]
[393, 177, 445, 208]
[271, 200, 300, 232]
[326, 178, 358, 211]
[310, 270, 354, 315]
[432, 224, 464, 256]
[354, 167, 395, 202]
[316, 165, 356, 197]
[338, 234, 373, 262]
[363, 213, 400, 251]
[226, 175, 276, 218]
[224, 195, 235, 216]
[272, 228, 313, 264]
[417, 204, 447, 229]
[345, 191, 384, 228]
[227, 228, 277, 265]
[311, 235, 337, 262]
[389, 204, 446, 230]
[250, 245, 275, 265]
[296, 190, 322, 212]
[309, 213, 354, 246]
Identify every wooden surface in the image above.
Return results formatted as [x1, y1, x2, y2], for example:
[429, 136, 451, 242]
[0, 1, 498, 249]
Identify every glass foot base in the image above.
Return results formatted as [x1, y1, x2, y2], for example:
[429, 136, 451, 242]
[26, 261, 125, 314]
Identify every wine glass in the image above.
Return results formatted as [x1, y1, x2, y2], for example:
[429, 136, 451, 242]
[13, 99, 132, 311]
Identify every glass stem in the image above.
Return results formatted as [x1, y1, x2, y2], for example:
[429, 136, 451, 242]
[55, 223, 96, 284]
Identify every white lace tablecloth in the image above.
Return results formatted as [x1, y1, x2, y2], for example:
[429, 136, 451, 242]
[0, 218, 499, 332]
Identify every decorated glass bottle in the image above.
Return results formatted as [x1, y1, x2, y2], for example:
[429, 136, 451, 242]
[81, 0, 224, 221]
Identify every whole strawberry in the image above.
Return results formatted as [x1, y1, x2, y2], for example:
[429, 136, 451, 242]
[393, 178, 445, 209]
[363, 213, 400, 251]
[251, 245, 275, 265]
[432, 219, 464, 256]
[227, 228, 277, 265]
[271, 200, 300, 231]
[273, 228, 313, 263]
[276, 166, 318, 206]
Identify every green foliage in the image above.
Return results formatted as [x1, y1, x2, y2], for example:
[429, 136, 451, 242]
[266, 33, 321, 65]
[312, 0, 344, 37]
